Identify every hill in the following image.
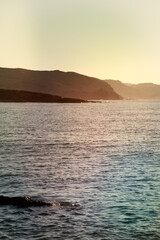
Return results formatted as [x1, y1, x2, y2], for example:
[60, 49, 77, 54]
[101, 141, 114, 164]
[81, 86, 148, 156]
[106, 80, 160, 99]
[0, 67, 122, 100]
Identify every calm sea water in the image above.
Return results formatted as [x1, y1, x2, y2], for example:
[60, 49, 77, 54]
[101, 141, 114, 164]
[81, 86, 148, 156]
[0, 101, 160, 240]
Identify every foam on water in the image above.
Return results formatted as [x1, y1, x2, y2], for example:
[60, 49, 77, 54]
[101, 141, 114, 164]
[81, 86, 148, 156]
[0, 101, 160, 239]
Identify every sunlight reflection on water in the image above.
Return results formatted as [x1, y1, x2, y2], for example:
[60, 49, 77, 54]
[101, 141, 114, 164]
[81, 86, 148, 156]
[0, 101, 160, 239]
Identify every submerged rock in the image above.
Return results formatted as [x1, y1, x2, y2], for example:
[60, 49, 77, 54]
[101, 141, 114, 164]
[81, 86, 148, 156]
[0, 195, 52, 207]
[0, 195, 78, 208]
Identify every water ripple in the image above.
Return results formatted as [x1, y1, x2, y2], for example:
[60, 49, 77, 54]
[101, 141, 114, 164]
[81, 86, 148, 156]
[0, 101, 160, 239]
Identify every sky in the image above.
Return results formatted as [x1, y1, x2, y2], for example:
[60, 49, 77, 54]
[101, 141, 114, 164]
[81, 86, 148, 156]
[0, 0, 160, 84]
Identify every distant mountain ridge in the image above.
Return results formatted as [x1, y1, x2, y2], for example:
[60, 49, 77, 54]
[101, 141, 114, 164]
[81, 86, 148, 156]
[105, 80, 160, 99]
[0, 67, 122, 100]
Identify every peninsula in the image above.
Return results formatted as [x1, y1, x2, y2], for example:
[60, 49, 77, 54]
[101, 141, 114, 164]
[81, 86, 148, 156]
[0, 89, 87, 103]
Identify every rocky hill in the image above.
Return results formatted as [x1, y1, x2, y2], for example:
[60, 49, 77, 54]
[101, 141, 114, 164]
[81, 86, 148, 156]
[0, 67, 122, 100]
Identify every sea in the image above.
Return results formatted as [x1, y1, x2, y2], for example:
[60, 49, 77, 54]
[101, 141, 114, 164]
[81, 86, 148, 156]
[0, 100, 160, 240]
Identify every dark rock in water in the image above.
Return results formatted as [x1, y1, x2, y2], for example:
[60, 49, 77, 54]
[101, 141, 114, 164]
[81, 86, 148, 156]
[0, 195, 78, 208]
[0, 195, 52, 207]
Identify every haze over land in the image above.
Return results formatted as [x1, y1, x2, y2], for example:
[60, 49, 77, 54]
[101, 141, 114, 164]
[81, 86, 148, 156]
[106, 80, 160, 100]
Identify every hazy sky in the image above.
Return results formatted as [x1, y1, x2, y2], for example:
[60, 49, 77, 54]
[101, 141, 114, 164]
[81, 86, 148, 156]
[0, 0, 160, 84]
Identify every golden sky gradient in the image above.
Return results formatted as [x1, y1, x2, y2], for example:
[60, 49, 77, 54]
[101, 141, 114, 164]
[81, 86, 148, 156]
[0, 0, 160, 84]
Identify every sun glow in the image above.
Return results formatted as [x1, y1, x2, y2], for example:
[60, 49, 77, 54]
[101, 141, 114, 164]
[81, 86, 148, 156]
[0, 0, 160, 84]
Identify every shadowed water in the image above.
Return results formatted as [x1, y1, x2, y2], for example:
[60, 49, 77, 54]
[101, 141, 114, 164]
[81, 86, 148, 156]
[0, 101, 160, 239]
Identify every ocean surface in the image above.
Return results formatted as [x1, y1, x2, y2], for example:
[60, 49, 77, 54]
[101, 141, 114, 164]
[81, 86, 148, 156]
[0, 101, 160, 240]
